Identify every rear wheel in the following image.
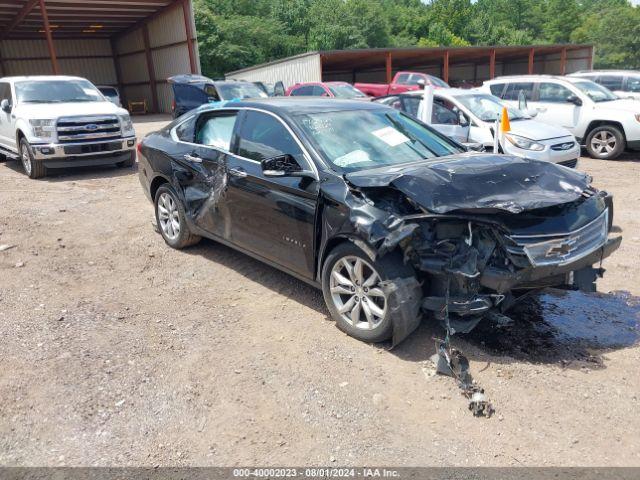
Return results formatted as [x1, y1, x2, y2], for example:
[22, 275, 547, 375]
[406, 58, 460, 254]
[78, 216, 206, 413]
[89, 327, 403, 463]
[154, 184, 201, 249]
[586, 125, 625, 160]
[321, 242, 417, 343]
[20, 137, 46, 179]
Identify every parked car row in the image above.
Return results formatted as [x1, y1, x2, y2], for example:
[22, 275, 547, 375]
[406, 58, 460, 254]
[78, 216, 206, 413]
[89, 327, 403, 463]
[482, 75, 640, 160]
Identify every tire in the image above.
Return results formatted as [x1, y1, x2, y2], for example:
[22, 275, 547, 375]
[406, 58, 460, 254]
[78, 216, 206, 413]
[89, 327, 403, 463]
[117, 152, 136, 168]
[585, 125, 625, 160]
[154, 184, 201, 249]
[321, 242, 417, 343]
[19, 137, 46, 179]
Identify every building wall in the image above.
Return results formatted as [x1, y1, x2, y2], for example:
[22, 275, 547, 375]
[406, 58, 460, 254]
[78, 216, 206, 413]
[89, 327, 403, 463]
[112, 1, 201, 114]
[0, 39, 117, 85]
[225, 53, 322, 88]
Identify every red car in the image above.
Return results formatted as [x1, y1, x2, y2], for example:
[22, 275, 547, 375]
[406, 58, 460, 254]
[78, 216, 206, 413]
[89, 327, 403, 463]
[286, 81, 368, 99]
[355, 71, 449, 97]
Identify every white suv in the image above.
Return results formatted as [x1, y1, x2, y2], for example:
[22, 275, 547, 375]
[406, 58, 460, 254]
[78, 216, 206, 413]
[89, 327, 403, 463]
[0, 76, 136, 178]
[481, 75, 640, 160]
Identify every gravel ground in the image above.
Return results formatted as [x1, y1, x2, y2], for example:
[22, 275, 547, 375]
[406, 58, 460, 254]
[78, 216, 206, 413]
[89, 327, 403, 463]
[0, 116, 639, 467]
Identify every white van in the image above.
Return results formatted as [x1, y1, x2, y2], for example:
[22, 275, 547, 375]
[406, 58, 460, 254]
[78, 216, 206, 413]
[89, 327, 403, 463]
[481, 75, 640, 160]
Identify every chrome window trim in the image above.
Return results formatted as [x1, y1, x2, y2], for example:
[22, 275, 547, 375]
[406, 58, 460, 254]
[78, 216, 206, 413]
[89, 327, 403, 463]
[170, 106, 320, 181]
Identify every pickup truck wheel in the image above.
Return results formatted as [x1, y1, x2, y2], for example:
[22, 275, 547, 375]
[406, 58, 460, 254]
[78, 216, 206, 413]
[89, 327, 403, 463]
[586, 126, 625, 160]
[154, 184, 201, 249]
[117, 152, 136, 168]
[20, 138, 46, 179]
[322, 242, 416, 343]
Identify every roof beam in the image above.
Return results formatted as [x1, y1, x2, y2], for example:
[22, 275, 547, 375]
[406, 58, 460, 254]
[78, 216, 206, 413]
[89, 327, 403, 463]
[0, 0, 38, 40]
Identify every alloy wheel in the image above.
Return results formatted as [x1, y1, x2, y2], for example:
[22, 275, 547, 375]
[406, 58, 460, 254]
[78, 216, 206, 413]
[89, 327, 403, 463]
[329, 256, 387, 330]
[590, 131, 616, 156]
[21, 144, 32, 176]
[157, 192, 181, 241]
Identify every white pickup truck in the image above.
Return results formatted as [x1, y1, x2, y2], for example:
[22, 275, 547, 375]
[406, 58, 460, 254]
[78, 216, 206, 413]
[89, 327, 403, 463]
[0, 75, 136, 178]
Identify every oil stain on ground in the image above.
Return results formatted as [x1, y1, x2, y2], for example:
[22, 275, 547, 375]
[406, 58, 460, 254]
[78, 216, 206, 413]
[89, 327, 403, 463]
[464, 288, 640, 366]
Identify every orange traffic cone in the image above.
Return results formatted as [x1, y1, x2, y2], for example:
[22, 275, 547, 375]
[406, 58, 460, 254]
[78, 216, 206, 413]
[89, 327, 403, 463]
[500, 107, 511, 133]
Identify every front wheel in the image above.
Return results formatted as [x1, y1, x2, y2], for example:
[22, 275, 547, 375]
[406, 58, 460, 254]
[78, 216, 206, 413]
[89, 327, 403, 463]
[20, 138, 46, 179]
[586, 125, 625, 160]
[321, 242, 418, 343]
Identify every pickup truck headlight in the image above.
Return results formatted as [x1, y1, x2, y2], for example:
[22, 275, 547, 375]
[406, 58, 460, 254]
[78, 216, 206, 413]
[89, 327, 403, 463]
[29, 119, 55, 139]
[504, 133, 545, 151]
[120, 114, 134, 135]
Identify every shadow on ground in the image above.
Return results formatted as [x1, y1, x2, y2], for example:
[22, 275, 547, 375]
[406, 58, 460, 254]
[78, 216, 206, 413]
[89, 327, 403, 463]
[186, 238, 640, 369]
[2, 157, 138, 181]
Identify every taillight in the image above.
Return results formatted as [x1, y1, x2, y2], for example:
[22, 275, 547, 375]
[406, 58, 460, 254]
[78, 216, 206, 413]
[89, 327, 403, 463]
[137, 142, 143, 154]
[171, 99, 176, 112]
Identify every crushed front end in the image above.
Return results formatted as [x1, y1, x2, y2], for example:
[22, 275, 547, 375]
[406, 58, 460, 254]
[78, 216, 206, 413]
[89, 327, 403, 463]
[339, 154, 622, 341]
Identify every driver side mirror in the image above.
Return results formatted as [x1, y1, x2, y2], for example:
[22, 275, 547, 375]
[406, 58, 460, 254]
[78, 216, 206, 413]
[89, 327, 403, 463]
[416, 79, 426, 87]
[1, 99, 11, 113]
[261, 154, 313, 178]
[566, 95, 583, 106]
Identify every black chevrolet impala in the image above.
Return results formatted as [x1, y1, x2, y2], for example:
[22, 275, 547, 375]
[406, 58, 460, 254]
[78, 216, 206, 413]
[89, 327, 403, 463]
[138, 98, 621, 345]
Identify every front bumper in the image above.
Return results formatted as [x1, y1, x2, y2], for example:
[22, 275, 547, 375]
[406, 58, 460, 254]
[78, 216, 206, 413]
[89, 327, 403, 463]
[480, 235, 622, 293]
[31, 137, 136, 162]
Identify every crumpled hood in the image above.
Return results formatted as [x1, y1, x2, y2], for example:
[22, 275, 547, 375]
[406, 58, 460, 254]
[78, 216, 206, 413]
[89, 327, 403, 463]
[345, 153, 591, 214]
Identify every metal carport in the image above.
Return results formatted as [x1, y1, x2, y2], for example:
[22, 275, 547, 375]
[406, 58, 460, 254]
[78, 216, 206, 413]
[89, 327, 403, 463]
[0, 0, 200, 113]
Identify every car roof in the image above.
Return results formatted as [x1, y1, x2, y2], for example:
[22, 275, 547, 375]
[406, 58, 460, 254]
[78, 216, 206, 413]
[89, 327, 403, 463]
[198, 97, 387, 115]
[397, 87, 479, 97]
[485, 75, 593, 85]
[0, 75, 88, 82]
[570, 70, 639, 75]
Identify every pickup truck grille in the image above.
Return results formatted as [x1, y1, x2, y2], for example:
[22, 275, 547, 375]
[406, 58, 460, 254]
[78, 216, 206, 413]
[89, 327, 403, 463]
[507, 209, 608, 267]
[56, 115, 121, 143]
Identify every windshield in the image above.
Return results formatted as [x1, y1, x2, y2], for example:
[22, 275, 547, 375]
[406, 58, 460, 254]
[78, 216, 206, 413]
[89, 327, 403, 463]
[572, 80, 617, 102]
[16, 79, 104, 104]
[296, 108, 464, 173]
[454, 93, 528, 121]
[216, 83, 267, 100]
[428, 76, 450, 88]
[328, 84, 366, 99]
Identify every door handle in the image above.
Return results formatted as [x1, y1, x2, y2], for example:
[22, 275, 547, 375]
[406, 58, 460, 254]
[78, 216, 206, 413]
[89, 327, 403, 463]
[228, 167, 247, 178]
[184, 154, 202, 163]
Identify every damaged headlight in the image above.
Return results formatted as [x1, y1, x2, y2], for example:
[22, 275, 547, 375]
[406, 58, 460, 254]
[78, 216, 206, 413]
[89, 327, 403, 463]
[29, 119, 55, 139]
[119, 114, 134, 136]
[504, 133, 545, 151]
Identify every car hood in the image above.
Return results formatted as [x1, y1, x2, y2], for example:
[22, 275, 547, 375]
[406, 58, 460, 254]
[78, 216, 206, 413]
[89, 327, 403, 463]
[594, 98, 640, 113]
[345, 153, 590, 214]
[16, 101, 126, 119]
[507, 119, 573, 141]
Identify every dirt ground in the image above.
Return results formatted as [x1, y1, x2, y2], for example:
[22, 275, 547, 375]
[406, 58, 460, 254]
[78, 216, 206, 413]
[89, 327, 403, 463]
[0, 116, 639, 467]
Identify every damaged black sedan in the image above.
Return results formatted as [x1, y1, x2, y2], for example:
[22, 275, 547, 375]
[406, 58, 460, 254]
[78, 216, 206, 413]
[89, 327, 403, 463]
[138, 99, 621, 345]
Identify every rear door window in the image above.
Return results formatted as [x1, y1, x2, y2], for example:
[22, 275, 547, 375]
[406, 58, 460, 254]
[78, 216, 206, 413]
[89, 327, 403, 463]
[195, 111, 238, 150]
[626, 76, 640, 93]
[538, 82, 574, 102]
[312, 85, 327, 96]
[598, 75, 623, 91]
[502, 82, 534, 100]
[290, 85, 314, 96]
